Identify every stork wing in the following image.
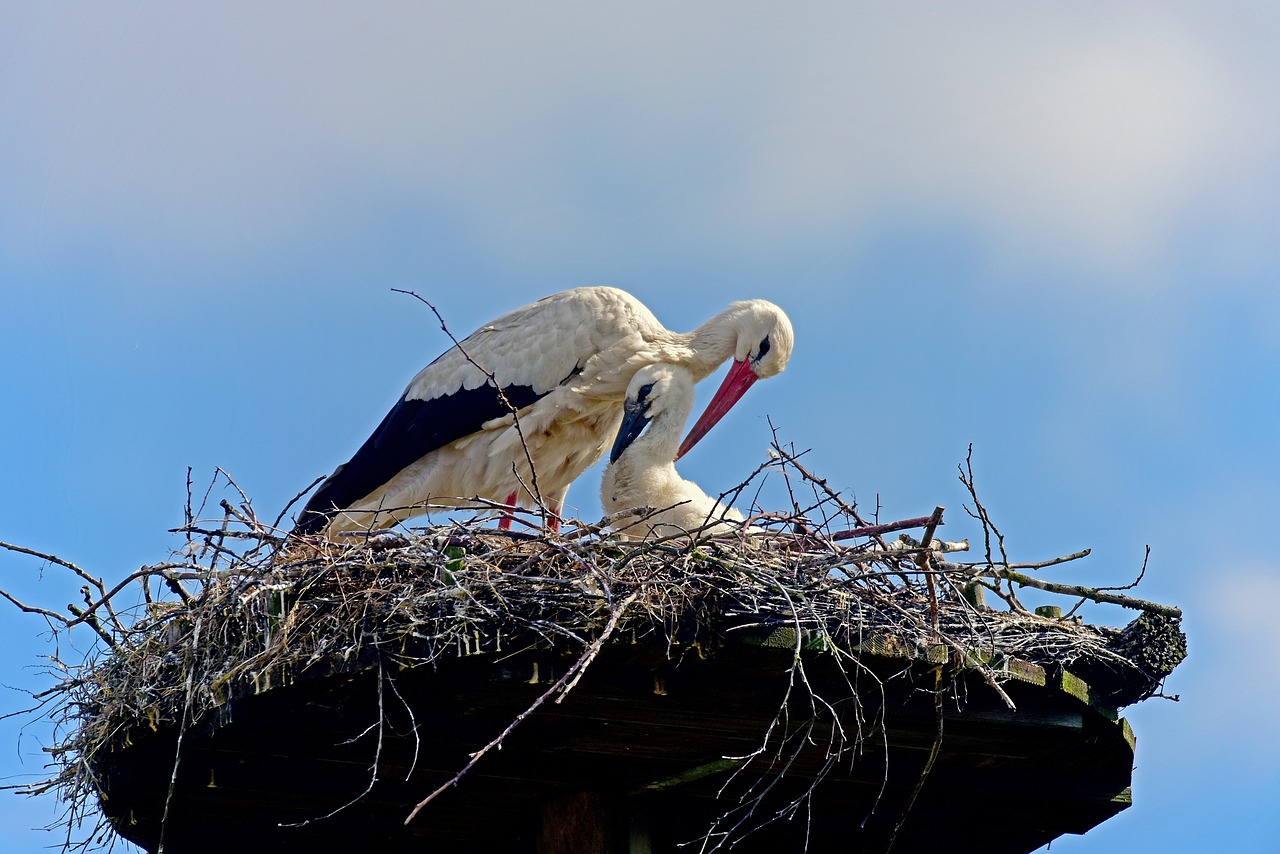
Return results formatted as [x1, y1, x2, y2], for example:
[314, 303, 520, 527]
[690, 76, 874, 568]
[293, 379, 546, 534]
[293, 287, 647, 535]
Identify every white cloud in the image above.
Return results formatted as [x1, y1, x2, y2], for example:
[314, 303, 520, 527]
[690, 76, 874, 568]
[722, 8, 1253, 282]
[0, 4, 1273, 285]
[1176, 562, 1280, 770]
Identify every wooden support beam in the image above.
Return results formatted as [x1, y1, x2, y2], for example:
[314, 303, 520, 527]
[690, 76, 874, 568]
[538, 792, 622, 854]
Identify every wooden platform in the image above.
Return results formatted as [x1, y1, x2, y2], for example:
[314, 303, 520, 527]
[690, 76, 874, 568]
[93, 637, 1135, 853]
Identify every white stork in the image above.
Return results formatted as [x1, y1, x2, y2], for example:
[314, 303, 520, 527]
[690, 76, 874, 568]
[600, 363, 749, 540]
[293, 286, 792, 537]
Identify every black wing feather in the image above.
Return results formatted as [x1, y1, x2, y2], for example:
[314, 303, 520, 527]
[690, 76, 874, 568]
[293, 381, 544, 535]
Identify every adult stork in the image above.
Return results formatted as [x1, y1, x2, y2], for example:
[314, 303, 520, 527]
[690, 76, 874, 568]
[292, 286, 792, 537]
[600, 363, 749, 540]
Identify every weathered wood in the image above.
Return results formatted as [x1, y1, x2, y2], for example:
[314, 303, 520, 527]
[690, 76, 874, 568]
[953, 564, 1182, 617]
[1060, 669, 1118, 722]
[632, 758, 742, 794]
[90, 638, 1137, 854]
[961, 580, 986, 609]
[538, 792, 620, 854]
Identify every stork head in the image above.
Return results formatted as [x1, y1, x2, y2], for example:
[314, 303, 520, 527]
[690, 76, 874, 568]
[677, 301, 794, 459]
[610, 364, 694, 464]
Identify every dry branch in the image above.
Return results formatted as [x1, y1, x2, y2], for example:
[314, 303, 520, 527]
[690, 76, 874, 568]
[0, 450, 1185, 852]
[944, 561, 1182, 618]
[391, 288, 549, 519]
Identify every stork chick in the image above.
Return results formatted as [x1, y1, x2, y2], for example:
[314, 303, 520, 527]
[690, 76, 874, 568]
[601, 364, 748, 540]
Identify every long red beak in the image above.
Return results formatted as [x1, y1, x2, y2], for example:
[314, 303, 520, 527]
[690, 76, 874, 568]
[676, 357, 758, 460]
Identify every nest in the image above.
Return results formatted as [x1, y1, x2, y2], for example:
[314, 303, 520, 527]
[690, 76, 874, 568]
[4, 451, 1186, 850]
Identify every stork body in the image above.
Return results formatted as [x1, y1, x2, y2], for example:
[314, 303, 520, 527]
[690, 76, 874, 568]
[601, 363, 747, 540]
[294, 287, 792, 537]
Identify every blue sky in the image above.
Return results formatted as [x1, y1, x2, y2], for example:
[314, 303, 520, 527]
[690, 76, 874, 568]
[2, 3, 1278, 850]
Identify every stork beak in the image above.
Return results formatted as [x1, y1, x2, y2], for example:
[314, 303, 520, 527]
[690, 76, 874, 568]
[609, 402, 651, 464]
[676, 358, 757, 460]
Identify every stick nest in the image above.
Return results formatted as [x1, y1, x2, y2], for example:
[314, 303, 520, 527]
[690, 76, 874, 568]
[5, 451, 1185, 849]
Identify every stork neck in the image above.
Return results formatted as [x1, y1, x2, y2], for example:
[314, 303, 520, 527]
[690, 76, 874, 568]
[683, 312, 741, 380]
[620, 386, 693, 471]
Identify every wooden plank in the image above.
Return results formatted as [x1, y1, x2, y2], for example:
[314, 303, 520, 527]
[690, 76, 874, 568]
[93, 640, 1139, 854]
[631, 759, 744, 794]
[538, 792, 620, 854]
[1059, 669, 1118, 721]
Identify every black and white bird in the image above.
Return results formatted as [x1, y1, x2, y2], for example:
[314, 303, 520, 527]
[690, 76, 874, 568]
[600, 363, 749, 540]
[293, 286, 792, 537]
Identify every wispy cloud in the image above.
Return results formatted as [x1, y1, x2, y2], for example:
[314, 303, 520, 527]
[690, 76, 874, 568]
[0, 4, 1274, 285]
[1180, 562, 1280, 771]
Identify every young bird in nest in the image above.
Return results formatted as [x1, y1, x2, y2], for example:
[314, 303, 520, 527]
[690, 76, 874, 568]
[601, 363, 749, 540]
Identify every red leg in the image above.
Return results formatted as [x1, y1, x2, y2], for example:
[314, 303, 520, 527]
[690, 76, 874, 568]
[497, 491, 519, 530]
[545, 490, 566, 533]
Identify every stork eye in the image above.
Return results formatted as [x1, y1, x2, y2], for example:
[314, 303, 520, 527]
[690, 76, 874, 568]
[637, 382, 656, 402]
[755, 336, 771, 361]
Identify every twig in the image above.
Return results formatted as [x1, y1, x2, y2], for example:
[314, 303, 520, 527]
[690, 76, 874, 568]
[877, 665, 944, 853]
[156, 613, 205, 854]
[1097, 545, 1150, 592]
[958, 445, 1008, 566]
[403, 590, 641, 824]
[66, 604, 116, 649]
[996, 549, 1092, 571]
[282, 663, 387, 826]
[391, 288, 547, 522]
[274, 475, 326, 531]
[769, 442, 871, 527]
[917, 507, 944, 638]
[169, 526, 285, 543]
[829, 514, 941, 542]
[940, 561, 1181, 617]
[0, 541, 104, 597]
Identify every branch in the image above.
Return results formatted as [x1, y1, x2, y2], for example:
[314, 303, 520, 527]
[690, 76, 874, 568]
[391, 288, 547, 520]
[0, 541, 104, 596]
[1, 539, 126, 634]
[274, 475, 326, 531]
[941, 560, 1181, 617]
[998, 549, 1092, 571]
[958, 445, 1008, 566]
[1096, 545, 1149, 592]
[168, 526, 284, 543]
[917, 507, 944, 637]
[404, 590, 640, 824]
[66, 604, 116, 649]
[768, 442, 870, 527]
[828, 514, 941, 542]
[0, 589, 73, 626]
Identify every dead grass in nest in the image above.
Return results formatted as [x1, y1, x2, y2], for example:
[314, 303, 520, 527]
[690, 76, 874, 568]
[2, 447, 1185, 850]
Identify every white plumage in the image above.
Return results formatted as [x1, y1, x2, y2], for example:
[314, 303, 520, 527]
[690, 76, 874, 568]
[294, 286, 792, 537]
[600, 363, 748, 540]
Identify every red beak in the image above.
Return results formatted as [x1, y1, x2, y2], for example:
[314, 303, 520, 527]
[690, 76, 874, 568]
[676, 357, 758, 460]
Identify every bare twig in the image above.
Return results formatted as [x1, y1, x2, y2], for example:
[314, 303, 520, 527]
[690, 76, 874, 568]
[940, 560, 1181, 617]
[829, 514, 941, 542]
[0, 589, 73, 626]
[274, 475, 327, 531]
[282, 663, 388, 827]
[958, 445, 1008, 567]
[66, 604, 116, 649]
[1097, 545, 1150, 592]
[391, 288, 548, 522]
[0, 541, 104, 597]
[917, 506, 944, 638]
[0, 450, 1182, 851]
[404, 591, 641, 824]
[769, 441, 870, 528]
